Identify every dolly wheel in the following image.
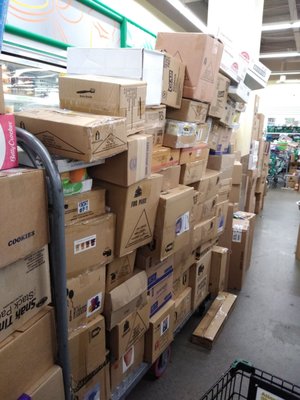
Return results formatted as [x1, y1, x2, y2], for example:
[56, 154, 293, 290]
[151, 346, 171, 378]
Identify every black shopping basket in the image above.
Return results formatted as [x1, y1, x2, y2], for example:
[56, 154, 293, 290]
[200, 360, 300, 400]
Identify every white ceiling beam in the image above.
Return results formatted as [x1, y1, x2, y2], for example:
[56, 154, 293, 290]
[288, 0, 300, 51]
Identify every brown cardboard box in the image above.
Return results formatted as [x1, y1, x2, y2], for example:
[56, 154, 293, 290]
[174, 286, 192, 331]
[254, 192, 264, 214]
[164, 119, 197, 148]
[232, 161, 243, 184]
[21, 366, 64, 400]
[189, 250, 211, 310]
[215, 200, 229, 235]
[208, 73, 230, 119]
[173, 268, 189, 299]
[167, 98, 209, 123]
[191, 169, 221, 203]
[89, 133, 152, 186]
[244, 170, 258, 213]
[0, 246, 51, 343]
[191, 190, 202, 226]
[179, 144, 209, 166]
[59, 75, 146, 135]
[0, 168, 49, 268]
[64, 188, 106, 225]
[74, 360, 110, 400]
[219, 178, 232, 194]
[154, 185, 193, 260]
[192, 217, 217, 250]
[155, 33, 224, 103]
[144, 300, 175, 363]
[145, 105, 166, 147]
[15, 109, 127, 162]
[106, 251, 136, 292]
[233, 211, 256, 270]
[209, 246, 228, 297]
[229, 184, 241, 203]
[109, 300, 150, 359]
[160, 165, 181, 191]
[152, 146, 172, 173]
[180, 159, 206, 185]
[0, 308, 55, 400]
[173, 244, 195, 278]
[162, 53, 185, 109]
[65, 213, 115, 277]
[99, 175, 163, 257]
[219, 99, 235, 127]
[207, 154, 236, 175]
[207, 123, 232, 154]
[69, 315, 106, 388]
[67, 265, 106, 332]
[104, 271, 148, 330]
[196, 122, 211, 144]
[199, 195, 218, 222]
[110, 336, 144, 391]
[255, 175, 267, 194]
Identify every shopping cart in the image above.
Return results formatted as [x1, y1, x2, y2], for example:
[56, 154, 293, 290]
[200, 360, 300, 400]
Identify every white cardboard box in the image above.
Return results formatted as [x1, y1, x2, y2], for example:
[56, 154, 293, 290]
[228, 81, 251, 103]
[244, 59, 271, 90]
[67, 47, 164, 106]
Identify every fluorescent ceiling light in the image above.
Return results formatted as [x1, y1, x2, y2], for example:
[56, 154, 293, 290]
[271, 71, 300, 75]
[165, 0, 208, 32]
[260, 52, 300, 59]
[262, 20, 300, 31]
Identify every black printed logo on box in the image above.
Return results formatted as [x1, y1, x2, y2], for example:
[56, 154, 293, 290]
[8, 230, 35, 247]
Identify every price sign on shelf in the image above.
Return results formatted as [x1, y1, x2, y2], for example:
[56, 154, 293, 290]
[0, 0, 9, 52]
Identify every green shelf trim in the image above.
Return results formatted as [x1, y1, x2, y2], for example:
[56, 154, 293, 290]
[76, 0, 123, 23]
[3, 39, 67, 60]
[120, 19, 128, 48]
[126, 18, 156, 38]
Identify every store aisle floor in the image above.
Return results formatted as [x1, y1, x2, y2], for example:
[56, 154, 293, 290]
[128, 188, 300, 400]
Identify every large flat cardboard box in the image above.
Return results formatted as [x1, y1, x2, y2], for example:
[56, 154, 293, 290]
[167, 98, 208, 123]
[104, 271, 148, 330]
[173, 268, 189, 299]
[109, 300, 150, 359]
[67, 264, 106, 332]
[110, 336, 144, 391]
[162, 53, 185, 109]
[155, 185, 194, 260]
[189, 250, 211, 310]
[90, 133, 152, 187]
[192, 217, 217, 250]
[59, 75, 146, 135]
[191, 169, 221, 203]
[0, 246, 51, 343]
[67, 47, 164, 106]
[144, 300, 175, 363]
[156, 33, 224, 103]
[99, 174, 163, 257]
[174, 286, 192, 331]
[209, 246, 228, 297]
[74, 360, 110, 400]
[69, 315, 106, 388]
[21, 366, 65, 400]
[0, 168, 49, 268]
[208, 73, 230, 119]
[0, 308, 55, 400]
[164, 119, 197, 148]
[215, 200, 229, 235]
[15, 109, 127, 162]
[192, 292, 237, 348]
[64, 187, 106, 225]
[65, 213, 115, 277]
[180, 159, 206, 185]
[106, 251, 136, 292]
[145, 105, 166, 146]
[160, 165, 181, 191]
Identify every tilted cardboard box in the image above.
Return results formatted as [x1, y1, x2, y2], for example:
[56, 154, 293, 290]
[162, 53, 185, 109]
[106, 251, 136, 293]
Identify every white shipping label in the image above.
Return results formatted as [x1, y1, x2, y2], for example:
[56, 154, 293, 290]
[78, 199, 90, 215]
[122, 345, 135, 373]
[232, 225, 243, 243]
[83, 383, 100, 400]
[86, 292, 102, 317]
[74, 234, 96, 254]
[160, 315, 170, 336]
[175, 212, 190, 236]
[255, 388, 284, 400]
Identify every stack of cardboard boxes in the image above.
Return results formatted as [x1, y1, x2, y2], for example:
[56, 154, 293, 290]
[0, 116, 64, 399]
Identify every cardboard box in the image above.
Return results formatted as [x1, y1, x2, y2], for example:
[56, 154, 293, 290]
[67, 48, 164, 106]
[234, 211, 256, 270]
[219, 100, 235, 128]
[216, 200, 229, 235]
[207, 122, 232, 154]
[0, 168, 49, 268]
[162, 53, 185, 109]
[199, 194, 218, 222]
[180, 159, 206, 185]
[145, 105, 166, 146]
[196, 122, 211, 144]
[167, 98, 208, 123]
[192, 169, 221, 203]
[245, 170, 258, 213]
[192, 217, 217, 250]
[208, 73, 230, 119]
[74, 360, 110, 400]
[106, 251, 136, 292]
[255, 175, 267, 194]
[189, 250, 211, 310]
[254, 192, 264, 214]
[15, 109, 127, 162]
[69, 315, 106, 388]
[104, 271, 148, 330]
[64, 188, 106, 225]
[0, 114, 18, 170]
[174, 286, 192, 331]
[232, 161, 243, 184]
[191, 190, 202, 226]
[144, 300, 175, 363]
[65, 213, 115, 277]
[229, 184, 241, 203]
[163, 119, 197, 148]
[173, 244, 195, 278]
[0, 308, 55, 400]
[90, 133, 152, 186]
[207, 154, 236, 174]
[155, 185, 194, 260]
[160, 165, 181, 191]
[173, 268, 189, 299]
[220, 44, 248, 83]
[156, 33, 224, 103]
[59, 75, 146, 135]
[0, 246, 51, 343]
[209, 246, 228, 297]
[179, 144, 209, 166]
[99, 175, 163, 257]
[20, 365, 65, 400]
[228, 81, 251, 103]
[67, 264, 106, 332]
[109, 300, 150, 359]
[110, 336, 144, 391]
[152, 146, 171, 173]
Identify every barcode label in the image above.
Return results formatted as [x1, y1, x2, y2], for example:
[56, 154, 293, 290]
[232, 226, 243, 242]
[78, 199, 89, 214]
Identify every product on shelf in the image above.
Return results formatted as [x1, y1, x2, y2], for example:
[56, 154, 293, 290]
[0, 114, 18, 170]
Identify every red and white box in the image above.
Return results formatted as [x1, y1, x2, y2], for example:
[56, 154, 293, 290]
[0, 114, 18, 170]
